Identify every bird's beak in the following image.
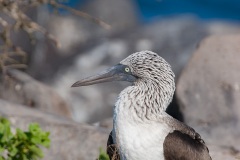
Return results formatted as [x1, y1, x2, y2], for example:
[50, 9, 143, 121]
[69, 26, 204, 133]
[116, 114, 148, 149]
[71, 64, 137, 87]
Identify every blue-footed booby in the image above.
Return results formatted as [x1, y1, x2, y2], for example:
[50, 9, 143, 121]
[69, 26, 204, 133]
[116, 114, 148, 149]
[72, 51, 211, 160]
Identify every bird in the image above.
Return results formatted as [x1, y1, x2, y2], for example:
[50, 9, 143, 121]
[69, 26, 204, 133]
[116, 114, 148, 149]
[72, 51, 211, 160]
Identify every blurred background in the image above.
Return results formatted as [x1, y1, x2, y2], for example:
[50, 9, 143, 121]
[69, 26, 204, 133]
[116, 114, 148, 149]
[32, 0, 240, 123]
[0, 0, 240, 159]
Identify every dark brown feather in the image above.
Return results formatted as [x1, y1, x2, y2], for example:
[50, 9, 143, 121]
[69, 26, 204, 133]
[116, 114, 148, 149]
[107, 131, 120, 160]
[163, 130, 212, 160]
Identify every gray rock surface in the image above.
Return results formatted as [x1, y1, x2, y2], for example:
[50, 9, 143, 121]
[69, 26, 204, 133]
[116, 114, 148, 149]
[176, 34, 240, 158]
[0, 99, 108, 160]
[28, 0, 138, 79]
[0, 69, 72, 118]
[81, 0, 138, 32]
[208, 144, 240, 160]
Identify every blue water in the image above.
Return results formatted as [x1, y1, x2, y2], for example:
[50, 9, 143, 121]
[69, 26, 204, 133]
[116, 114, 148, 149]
[134, 0, 240, 22]
[54, 0, 240, 22]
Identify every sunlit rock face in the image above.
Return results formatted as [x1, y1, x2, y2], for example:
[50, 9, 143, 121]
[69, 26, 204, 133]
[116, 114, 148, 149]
[177, 34, 240, 159]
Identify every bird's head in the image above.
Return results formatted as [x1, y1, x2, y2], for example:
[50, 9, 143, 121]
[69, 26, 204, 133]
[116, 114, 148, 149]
[72, 51, 175, 89]
[120, 51, 175, 85]
[72, 50, 175, 114]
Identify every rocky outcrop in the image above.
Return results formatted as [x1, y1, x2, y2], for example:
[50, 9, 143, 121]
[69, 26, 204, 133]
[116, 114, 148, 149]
[176, 34, 240, 158]
[177, 35, 240, 126]
[29, 0, 139, 80]
[0, 99, 108, 160]
[81, 0, 138, 32]
[0, 69, 72, 118]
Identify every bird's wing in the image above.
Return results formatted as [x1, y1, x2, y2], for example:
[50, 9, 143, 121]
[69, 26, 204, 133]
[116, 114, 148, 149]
[107, 131, 120, 160]
[161, 113, 211, 160]
[163, 130, 212, 160]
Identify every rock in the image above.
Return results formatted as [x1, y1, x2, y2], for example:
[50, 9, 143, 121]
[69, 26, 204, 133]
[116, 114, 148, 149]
[95, 118, 113, 133]
[208, 145, 240, 160]
[81, 0, 138, 32]
[0, 99, 108, 160]
[28, 0, 138, 79]
[0, 69, 72, 118]
[206, 21, 240, 35]
[176, 34, 240, 153]
[177, 34, 240, 126]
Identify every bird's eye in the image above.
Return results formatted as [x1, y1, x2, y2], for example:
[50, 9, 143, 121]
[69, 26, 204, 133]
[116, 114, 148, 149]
[125, 67, 130, 72]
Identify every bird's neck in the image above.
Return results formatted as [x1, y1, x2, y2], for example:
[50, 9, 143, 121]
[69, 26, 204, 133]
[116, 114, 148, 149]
[115, 79, 174, 122]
